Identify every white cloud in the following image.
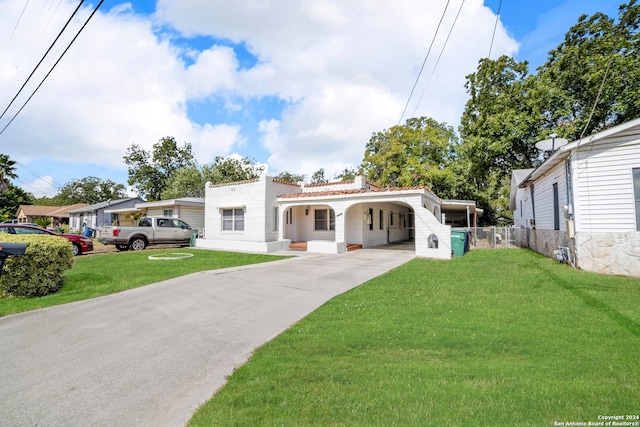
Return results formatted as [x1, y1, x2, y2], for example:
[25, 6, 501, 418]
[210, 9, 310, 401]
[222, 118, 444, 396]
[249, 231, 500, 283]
[18, 176, 58, 199]
[0, 0, 245, 173]
[156, 0, 518, 178]
[1, 0, 519, 192]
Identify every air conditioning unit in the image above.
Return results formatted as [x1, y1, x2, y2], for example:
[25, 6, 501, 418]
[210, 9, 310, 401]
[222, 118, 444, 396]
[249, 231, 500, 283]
[527, 218, 536, 228]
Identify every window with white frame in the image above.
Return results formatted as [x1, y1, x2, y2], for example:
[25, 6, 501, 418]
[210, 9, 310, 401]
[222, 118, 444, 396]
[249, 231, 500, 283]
[314, 209, 335, 231]
[163, 209, 173, 217]
[222, 208, 244, 231]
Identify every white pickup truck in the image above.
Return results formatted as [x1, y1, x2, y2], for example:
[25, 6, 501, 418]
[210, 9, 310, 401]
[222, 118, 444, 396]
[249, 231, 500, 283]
[98, 217, 195, 251]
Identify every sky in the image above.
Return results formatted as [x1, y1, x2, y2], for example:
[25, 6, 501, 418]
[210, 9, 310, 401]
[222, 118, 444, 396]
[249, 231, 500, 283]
[0, 0, 624, 199]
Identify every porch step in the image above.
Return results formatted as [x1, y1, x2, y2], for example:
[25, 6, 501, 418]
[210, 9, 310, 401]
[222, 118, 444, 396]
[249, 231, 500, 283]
[289, 242, 307, 251]
[289, 242, 362, 252]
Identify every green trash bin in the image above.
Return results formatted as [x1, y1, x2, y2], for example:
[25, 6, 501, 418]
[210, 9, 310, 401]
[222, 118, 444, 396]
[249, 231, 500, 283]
[451, 231, 466, 256]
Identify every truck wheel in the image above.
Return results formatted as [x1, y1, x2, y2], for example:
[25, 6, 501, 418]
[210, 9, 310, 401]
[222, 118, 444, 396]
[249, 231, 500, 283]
[71, 243, 81, 256]
[116, 244, 129, 251]
[129, 238, 147, 251]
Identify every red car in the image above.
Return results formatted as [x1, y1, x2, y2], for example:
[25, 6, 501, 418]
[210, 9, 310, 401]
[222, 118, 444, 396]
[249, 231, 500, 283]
[0, 224, 94, 256]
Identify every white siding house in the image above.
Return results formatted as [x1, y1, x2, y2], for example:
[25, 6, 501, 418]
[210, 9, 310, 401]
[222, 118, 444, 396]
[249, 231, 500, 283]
[135, 198, 205, 235]
[197, 172, 478, 260]
[511, 117, 640, 277]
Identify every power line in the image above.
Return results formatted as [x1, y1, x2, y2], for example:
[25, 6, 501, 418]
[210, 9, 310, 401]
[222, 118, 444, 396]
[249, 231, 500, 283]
[16, 161, 65, 189]
[412, 0, 466, 117]
[0, 0, 104, 137]
[398, 0, 451, 125]
[4, 0, 31, 49]
[488, 0, 503, 59]
[0, 0, 85, 122]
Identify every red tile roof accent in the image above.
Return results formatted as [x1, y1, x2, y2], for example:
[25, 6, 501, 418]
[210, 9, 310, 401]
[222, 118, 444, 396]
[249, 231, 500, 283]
[207, 178, 259, 188]
[305, 180, 355, 187]
[278, 186, 438, 199]
[270, 178, 302, 187]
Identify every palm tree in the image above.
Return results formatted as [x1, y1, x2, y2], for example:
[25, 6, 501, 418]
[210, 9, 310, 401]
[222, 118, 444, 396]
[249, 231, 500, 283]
[0, 154, 18, 194]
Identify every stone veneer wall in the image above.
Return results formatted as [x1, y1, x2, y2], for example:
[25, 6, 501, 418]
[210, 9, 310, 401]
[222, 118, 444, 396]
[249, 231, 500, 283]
[529, 229, 573, 260]
[575, 232, 640, 277]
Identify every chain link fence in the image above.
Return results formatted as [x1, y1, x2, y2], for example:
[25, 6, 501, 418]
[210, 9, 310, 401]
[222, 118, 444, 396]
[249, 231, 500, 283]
[455, 227, 530, 250]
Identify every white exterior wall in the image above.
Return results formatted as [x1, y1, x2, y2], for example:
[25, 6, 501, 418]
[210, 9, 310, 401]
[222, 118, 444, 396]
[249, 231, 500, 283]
[513, 186, 533, 228]
[204, 174, 300, 243]
[529, 161, 568, 232]
[573, 133, 640, 232]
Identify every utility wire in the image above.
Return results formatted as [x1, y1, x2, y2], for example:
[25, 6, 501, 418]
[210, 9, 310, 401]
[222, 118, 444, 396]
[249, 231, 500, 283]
[412, 0, 466, 117]
[16, 161, 65, 190]
[4, 0, 31, 49]
[579, 54, 614, 140]
[0, 0, 104, 137]
[398, 0, 451, 125]
[0, 0, 85, 122]
[488, 0, 503, 59]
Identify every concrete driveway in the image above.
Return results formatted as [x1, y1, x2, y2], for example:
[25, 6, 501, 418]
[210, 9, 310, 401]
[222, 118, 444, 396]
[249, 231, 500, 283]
[0, 246, 414, 427]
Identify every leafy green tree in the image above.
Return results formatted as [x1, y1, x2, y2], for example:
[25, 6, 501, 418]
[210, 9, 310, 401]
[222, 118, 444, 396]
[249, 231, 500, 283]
[310, 168, 328, 184]
[162, 156, 262, 199]
[460, 56, 544, 179]
[161, 165, 206, 199]
[334, 167, 358, 181]
[536, 1, 640, 139]
[360, 116, 459, 197]
[52, 176, 127, 205]
[0, 183, 35, 219]
[204, 156, 262, 184]
[273, 171, 305, 184]
[0, 154, 18, 194]
[123, 136, 195, 201]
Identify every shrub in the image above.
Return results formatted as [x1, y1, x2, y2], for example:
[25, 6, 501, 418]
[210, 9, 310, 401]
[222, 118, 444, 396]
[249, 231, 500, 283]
[0, 234, 74, 297]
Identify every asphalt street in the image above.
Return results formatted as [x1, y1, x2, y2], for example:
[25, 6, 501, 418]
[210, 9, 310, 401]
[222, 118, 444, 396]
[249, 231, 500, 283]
[0, 245, 414, 427]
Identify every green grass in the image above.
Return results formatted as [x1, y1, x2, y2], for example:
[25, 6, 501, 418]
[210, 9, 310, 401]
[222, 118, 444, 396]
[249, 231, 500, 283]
[0, 249, 288, 316]
[189, 249, 640, 427]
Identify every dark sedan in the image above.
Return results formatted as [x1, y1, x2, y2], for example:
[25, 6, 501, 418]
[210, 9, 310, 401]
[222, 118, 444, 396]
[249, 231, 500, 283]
[0, 224, 94, 256]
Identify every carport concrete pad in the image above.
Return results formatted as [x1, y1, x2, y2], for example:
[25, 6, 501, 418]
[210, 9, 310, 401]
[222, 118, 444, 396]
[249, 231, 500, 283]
[0, 247, 414, 426]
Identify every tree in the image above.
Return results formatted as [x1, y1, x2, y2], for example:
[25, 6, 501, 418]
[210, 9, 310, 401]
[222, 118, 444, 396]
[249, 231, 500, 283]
[0, 183, 35, 219]
[161, 165, 206, 199]
[536, 1, 640, 139]
[204, 156, 263, 184]
[334, 167, 358, 181]
[123, 136, 195, 201]
[52, 176, 127, 205]
[311, 168, 328, 184]
[273, 171, 306, 184]
[360, 116, 459, 197]
[161, 156, 263, 199]
[0, 154, 18, 194]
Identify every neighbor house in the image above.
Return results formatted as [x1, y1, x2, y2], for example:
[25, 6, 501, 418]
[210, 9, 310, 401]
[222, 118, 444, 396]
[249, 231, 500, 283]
[68, 197, 144, 232]
[103, 197, 205, 234]
[510, 117, 640, 277]
[15, 203, 89, 227]
[197, 173, 479, 260]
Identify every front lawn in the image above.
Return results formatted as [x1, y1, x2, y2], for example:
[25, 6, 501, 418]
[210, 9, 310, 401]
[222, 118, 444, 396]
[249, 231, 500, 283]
[0, 249, 288, 316]
[190, 249, 640, 426]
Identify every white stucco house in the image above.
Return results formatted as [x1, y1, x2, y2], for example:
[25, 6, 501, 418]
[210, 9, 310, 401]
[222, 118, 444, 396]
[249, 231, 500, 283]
[510, 117, 640, 277]
[197, 174, 479, 260]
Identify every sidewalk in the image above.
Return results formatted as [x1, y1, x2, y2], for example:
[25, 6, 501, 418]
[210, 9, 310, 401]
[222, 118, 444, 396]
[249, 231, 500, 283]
[0, 247, 414, 427]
